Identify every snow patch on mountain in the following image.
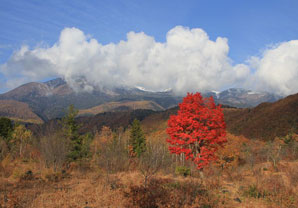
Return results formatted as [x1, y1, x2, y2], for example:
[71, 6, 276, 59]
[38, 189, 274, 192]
[136, 86, 172, 93]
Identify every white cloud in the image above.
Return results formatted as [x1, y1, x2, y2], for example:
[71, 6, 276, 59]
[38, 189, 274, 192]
[246, 40, 298, 95]
[1, 26, 298, 96]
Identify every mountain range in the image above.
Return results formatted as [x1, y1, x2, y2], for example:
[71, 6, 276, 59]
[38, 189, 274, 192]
[0, 78, 282, 123]
[27, 92, 298, 141]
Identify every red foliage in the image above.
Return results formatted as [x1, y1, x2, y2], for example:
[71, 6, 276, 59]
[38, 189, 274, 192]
[166, 92, 227, 169]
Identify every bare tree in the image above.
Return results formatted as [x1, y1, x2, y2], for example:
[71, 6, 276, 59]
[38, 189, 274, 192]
[138, 142, 171, 187]
[0, 138, 9, 161]
[39, 132, 68, 171]
[95, 126, 130, 173]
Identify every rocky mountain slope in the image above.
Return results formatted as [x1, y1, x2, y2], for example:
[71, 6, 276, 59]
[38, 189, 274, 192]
[0, 78, 180, 121]
[206, 88, 281, 108]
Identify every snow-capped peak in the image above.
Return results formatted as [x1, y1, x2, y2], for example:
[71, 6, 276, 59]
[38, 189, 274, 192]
[247, 91, 261, 95]
[135, 86, 172, 93]
[211, 90, 220, 98]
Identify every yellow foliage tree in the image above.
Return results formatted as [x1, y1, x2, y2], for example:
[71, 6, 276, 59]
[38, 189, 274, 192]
[11, 125, 32, 158]
[216, 134, 249, 169]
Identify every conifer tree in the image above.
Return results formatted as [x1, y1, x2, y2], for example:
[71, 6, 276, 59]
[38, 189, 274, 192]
[61, 105, 82, 161]
[129, 119, 146, 157]
[0, 117, 13, 143]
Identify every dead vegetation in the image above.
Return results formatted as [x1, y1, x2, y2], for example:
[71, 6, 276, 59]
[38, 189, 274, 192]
[1, 120, 298, 207]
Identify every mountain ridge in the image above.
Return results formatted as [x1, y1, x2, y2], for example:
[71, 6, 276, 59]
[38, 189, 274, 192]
[0, 78, 283, 122]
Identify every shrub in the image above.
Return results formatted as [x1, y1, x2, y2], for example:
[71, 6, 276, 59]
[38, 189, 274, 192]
[244, 184, 268, 199]
[124, 178, 215, 208]
[175, 166, 191, 177]
[20, 170, 34, 181]
[124, 178, 169, 208]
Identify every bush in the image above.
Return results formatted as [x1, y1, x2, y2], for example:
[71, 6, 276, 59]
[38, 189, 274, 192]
[124, 178, 215, 208]
[124, 178, 170, 208]
[20, 170, 34, 181]
[175, 166, 191, 177]
[244, 184, 268, 199]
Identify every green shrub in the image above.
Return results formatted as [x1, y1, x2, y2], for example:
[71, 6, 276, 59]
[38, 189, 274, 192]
[175, 166, 191, 177]
[244, 185, 268, 198]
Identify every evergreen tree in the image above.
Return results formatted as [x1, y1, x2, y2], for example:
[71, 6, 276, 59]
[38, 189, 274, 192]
[0, 117, 13, 159]
[0, 117, 13, 143]
[129, 119, 146, 157]
[61, 105, 83, 161]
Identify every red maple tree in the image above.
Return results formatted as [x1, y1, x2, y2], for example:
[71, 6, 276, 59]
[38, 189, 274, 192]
[166, 92, 227, 169]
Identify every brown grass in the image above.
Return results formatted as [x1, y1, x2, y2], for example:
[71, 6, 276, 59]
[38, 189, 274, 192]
[1, 128, 298, 207]
[1, 157, 298, 208]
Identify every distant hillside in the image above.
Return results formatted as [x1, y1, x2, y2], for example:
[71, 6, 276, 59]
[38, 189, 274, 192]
[28, 109, 157, 137]
[78, 100, 165, 116]
[141, 94, 298, 141]
[0, 100, 43, 124]
[224, 93, 298, 140]
[27, 93, 297, 141]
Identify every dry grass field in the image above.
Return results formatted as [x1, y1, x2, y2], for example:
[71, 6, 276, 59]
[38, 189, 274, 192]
[1, 131, 297, 208]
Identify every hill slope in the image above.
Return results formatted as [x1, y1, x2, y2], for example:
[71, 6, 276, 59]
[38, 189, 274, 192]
[223, 93, 298, 140]
[78, 100, 165, 116]
[27, 93, 297, 140]
[28, 109, 157, 137]
[0, 100, 43, 124]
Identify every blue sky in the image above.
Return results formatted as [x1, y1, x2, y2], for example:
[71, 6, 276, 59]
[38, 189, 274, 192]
[1, 0, 298, 95]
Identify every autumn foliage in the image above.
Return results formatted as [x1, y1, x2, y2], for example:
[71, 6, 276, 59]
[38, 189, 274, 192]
[166, 92, 227, 169]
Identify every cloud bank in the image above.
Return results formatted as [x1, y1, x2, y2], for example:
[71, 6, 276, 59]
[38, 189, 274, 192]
[247, 40, 298, 95]
[1, 26, 297, 95]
